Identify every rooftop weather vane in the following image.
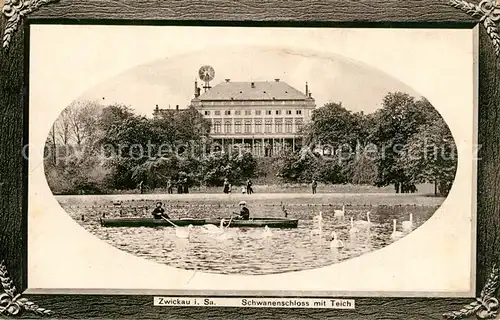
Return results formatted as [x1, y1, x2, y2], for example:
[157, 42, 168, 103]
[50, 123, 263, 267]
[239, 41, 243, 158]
[198, 65, 215, 92]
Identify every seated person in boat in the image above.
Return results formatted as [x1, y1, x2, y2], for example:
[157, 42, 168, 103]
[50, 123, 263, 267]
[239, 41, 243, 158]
[151, 202, 170, 219]
[236, 201, 250, 220]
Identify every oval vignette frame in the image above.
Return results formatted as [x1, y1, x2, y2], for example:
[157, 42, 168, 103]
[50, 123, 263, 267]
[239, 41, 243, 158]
[45, 44, 458, 278]
[0, 0, 499, 319]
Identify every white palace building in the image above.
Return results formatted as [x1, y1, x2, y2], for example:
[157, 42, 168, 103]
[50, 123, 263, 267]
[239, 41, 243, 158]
[190, 76, 316, 157]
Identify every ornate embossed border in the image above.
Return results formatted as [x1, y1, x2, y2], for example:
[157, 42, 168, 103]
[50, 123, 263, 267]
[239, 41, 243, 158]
[0, 0, 499, 319]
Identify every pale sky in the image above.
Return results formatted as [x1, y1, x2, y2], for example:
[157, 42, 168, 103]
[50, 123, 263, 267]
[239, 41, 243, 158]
[81, 46, 421, 117]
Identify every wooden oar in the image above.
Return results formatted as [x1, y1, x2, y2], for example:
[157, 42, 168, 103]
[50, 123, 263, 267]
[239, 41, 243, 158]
[160, 216, 179, 228]
[225, 216, 234, 229]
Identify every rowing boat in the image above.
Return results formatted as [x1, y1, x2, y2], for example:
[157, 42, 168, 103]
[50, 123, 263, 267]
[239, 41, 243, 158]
[100, 217, 298, 228]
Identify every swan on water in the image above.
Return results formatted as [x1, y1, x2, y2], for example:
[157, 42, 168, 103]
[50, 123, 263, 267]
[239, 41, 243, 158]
[334, 205, 345, 219]
[349, 217, 359, 235]
[201, 224, 222, 234]
[262, 225, 273, 238]
[215, 219, 237, 241]
[310, 218, 323, 237]
[402, 213, 414, 232]
[313, 211, 323, 223]
[390, 219, 404, 241]
[330, 231, 344, 249]
[175, 224, 193, 239]
[354, 211, 371, 229]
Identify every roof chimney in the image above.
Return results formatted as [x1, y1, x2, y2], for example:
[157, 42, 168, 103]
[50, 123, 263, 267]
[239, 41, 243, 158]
[155, 104, 159, 111]
[225, 79, 231, 82]
[275, 78, 280, 82]
[176, 105, 179, 111]
[305, 82, 309, 96]
[194, 80, 200, 98]
[251, 82, 255, 88]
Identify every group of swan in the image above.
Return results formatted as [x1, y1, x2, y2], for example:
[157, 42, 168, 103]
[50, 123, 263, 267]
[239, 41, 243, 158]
[315, 208, 415, 250]
[172, 218, 273, 242]
[391, 213, 414, 240]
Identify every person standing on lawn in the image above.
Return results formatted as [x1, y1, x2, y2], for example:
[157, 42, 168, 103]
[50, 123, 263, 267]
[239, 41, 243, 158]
[311, 179, 317, 194]
[223, 178, 230, 194]
[246, 179, 253, 195]
[167, 179, 173, 194]
[177, 179, 183, 194]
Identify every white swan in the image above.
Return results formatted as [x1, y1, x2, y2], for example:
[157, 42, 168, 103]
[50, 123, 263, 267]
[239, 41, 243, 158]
[201, 219, 228, 235]
[313, 211, 323, 223]
[354, 211, 372, 229]
[215, 219, 237, 241]
[349, 217, 359, 235]
[390, 219, 404, 240]
[330, 231, 344, 249]
[402, 213, 414, 232]
[334, 205, 345, 219]
[262, 225, 273, 238]
[201, 224, 221, 234]
[310, 218, 323, 237]
[175, 224, 193, 239]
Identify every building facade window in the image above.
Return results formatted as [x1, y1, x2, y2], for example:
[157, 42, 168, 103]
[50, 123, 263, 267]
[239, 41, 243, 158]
[245, 121, 252, 134]
[266, 110, 272, 115]
[285, 120, 293, 133]
[255, 110, 262, 115]
[245, 110, 252, 115]
[296, 110, 302, 115]
[275, 120, 283, 133]
[286, 110, 292, 115]
[235, 120, 242, 133]
[265, 120, 272, 133]
[204, 110, 211, 116]
[296, 121, 303, 132]
[214, 121, 222, 134]
[225, 110, 231, 116]
[255, 120, 262, 133]
[224, 121, 232, 133]
[214, 111, 221, 116]
[276, 110, 282, 115]
[235, 110, 241, 115]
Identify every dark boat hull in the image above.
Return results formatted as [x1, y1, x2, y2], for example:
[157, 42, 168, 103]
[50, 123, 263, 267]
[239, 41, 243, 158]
[100, 217, 298, 228]
[100, 218, 206, 228]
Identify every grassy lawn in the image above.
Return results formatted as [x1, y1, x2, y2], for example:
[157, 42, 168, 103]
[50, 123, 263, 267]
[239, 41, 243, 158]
[98, 183, 436, 196]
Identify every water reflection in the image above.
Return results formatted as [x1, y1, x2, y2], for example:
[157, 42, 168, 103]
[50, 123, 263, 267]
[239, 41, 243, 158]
[63, 201, 439, 275]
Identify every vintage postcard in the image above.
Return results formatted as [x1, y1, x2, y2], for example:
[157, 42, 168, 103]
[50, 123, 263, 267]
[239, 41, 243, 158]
[25, 25, 477, 300]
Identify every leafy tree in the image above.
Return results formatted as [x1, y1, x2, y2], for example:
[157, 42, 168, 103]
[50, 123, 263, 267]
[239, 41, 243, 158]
[305, 102, 363, 150]
[399, 119, 457, 196]
[368, 92, 444, 191]
[201, 151, 257, 187]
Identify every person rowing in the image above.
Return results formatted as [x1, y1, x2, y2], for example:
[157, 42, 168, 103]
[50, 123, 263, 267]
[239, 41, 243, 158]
[233, 201, 250, 220]
[151, 202, 170, 220]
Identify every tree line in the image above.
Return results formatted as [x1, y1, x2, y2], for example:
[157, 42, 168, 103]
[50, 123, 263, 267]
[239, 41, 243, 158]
[45, 91, 457, 196]
[44, 103, 257, 194]
[275, 92, 457, 196]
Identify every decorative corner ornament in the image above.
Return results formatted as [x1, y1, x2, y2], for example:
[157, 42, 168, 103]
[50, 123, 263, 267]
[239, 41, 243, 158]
[0, 260, 52, 316]
[449, 0, 500, 57]
[443, 264, 499, 319]
[2, 0, 59, 50]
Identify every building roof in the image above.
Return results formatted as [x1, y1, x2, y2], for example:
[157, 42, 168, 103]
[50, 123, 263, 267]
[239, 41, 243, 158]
[197, 81, 311, 101]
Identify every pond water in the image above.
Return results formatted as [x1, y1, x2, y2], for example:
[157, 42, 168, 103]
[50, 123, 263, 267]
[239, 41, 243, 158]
[59, 195, 441, 275]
